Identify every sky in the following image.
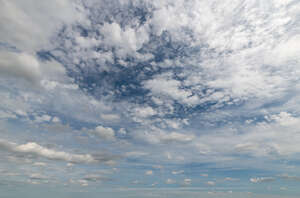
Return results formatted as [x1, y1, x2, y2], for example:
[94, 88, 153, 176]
[0, 0, 300, 197]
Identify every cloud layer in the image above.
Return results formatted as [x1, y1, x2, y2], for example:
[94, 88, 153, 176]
[0, 0, 300, 197]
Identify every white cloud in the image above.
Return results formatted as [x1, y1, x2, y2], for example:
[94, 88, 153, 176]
[94, 125, 116, 141]
[278, 174, 300, 181]
[0, 0, 84, 51]
[33, 162, 47, 167]
[145, 170, 153, 176]
[0, 0, 300, 191]
[250, 177, 275, 183]
[29, 173, 48, 180]
[144, 75, 199, 106]
[100, 114, 120, 122]
[77, 179, 89, 187]
[160, 132, 195, 144]
[206, 181, 215, 186]
[52, 117, 61, 123]
[0, 52, 41, 83]
[0, 139, 98, 164]
[133, 130, 195, 145]
[152, 165, 164, 169]
[131, 180, 141, 184]
[165, 178, 176, 184]
[125, 151, 148, 158]
[100, 22, 149, 57]
[172, 170, 184, 175]
[134, 106, 157, 118]
[224, 177, 240, 182]
[118, 128, 127, 135]
[83, 174, 109, 182]
[183, 178, 192, 185]
[34, 114, 52, 123]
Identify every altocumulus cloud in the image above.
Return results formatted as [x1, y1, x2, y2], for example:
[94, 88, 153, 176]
[0, 0, 300, 197]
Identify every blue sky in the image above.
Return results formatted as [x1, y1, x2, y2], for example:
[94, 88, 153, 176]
[0, 0, 300, 197]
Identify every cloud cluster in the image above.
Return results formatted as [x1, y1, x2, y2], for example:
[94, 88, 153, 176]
[0, 0, 300, 194]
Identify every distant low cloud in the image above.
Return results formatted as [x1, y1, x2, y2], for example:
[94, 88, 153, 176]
[166, 178, 176, 184]
[145, 170, 153, 176]
[0, 139, 104, 164]
[250, 177, 276, 183]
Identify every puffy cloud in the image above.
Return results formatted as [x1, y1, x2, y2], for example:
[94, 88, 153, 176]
[0, 0, 83, 51]
[134, 106, 157, 118]
[34, 114, 52, 123]
[144, 75, 199, 106]
[0, 0, 300, 193]
[52, 117, 61, 123]
[100, 22, 149, 56]
[0, 52, 41, 83]
[94, 125, 116, 141]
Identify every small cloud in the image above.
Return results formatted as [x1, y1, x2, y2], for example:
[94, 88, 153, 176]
[33, 162, 47, 167]
[183, 178, 192, 185]
[250, 177, 275, 183]
[206, 181, 216, 186]
[172, 170, 184, 175]
[125, 151, 148, 158]
[278, 174, 300, 181]
[145, 170, 153, 175]
[67, 163, 74, 167]
[100, 114, 120, 122]
[118, 128, 127, 135]
[131, 180, 141, 184]
[52, 116, 60, 123]
[83, 174, 110, 182]
[160, 132, 195, 144]
[134, 106, 157, 118]
[280, 187, 287, 191]
[224, 177, 240, 182]
[29, 173, 48, 180]
[93, 125, 116, 141]
[152, 165, 164, 169]
[34, 114, 52, 123]
[77, 179, 89, 187]
[165, 178, 176, 184]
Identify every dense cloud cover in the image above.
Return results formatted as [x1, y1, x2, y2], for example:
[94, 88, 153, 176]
[0, 0, 300, 197]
